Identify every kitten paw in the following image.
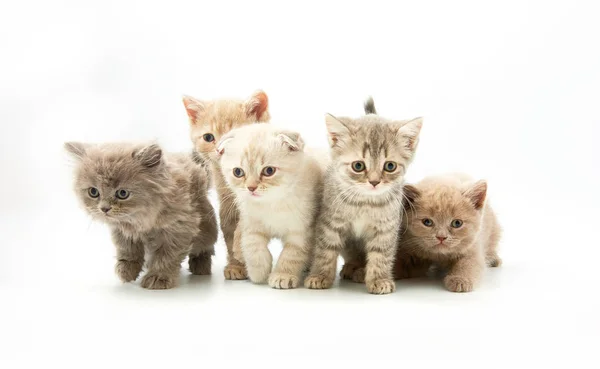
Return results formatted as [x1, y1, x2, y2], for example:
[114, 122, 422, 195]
[224, 264, 248, 280]
[115, 260, 143, 283]
[304, 275, 334, 289]
[268, 273, 299, 289]
[141, 274, 177, 290]
[340, 263, 360, 280]
[247, 265, 271, 284]
[444, 275, 474, 293]
[352, 268, 366, 283]
[366, 279, 396, 295]
[487, 257, 502, 268]
[188, 254, 212, 275]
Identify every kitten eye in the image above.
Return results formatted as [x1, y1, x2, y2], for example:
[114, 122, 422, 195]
[451, 219, 463, 228]
[88, 187, 100, 198]
[422, 218, 434, 227]
[383, 161, 397, 172]
[351, 161, 366, 172]
[233, 168, 245, 178]
[203, 133, 215, 142]
[115, 189, 130, 200]
[262, 166, 276, 177]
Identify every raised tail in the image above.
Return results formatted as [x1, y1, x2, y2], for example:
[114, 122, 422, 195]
[364, 96, 377, 115]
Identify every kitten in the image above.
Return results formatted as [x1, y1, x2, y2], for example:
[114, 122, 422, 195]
[65, 142, 218, 289]
[394, 173, 502, 292]
[216, 124, 325, 289]
[305, 98, 423, 294]
[183, 91, 270, 280]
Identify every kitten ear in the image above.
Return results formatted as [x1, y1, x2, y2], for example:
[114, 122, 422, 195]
[244, 90, 269, 121]
[325, 114, 350, 148]
[364, 96, 377, 115]
[182, 95, 206, 124]
[64, 142, 87, 160]
[276, 131, 304, 152]
[397, 117, 423, 152]
[402, 184, 421, 209]
[133, 144, 163, 168]
[216, 132, 235, 156]
[464, 180, 487, 210]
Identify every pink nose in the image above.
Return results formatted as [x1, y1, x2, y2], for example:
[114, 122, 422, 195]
[247, 186, 257, 192]
[437, 236, 447, 242]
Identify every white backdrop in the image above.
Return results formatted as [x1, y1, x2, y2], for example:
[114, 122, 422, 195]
[1, 1, 599, 368]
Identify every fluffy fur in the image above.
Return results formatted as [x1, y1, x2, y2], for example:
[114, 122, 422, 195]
[305, 99, 423, 294]
[217, 124, 325, 289]
[182, 91, 270, 280]
[393, 173, 502, 292]
[65, 142, 218, 289]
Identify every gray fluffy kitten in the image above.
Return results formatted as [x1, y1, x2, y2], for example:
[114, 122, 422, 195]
[65, 142, 218, 289]
[305, 98, 423, 294]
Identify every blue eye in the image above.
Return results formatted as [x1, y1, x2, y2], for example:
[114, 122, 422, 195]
[351, 161, 366, 172]
[203, 133, 215, 142]
[233, 168, 245, 178]
[451, 219, 463, 228]
[88, 187, 99, 198]
[422, 218, 433, 227]
[116, 189, 130, 200]
[262, 166, 276, 177]
[384, 161, 397, 172]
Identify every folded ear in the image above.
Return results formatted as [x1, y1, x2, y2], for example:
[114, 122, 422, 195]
[182, 95, 206, 124]
[276, 130, 304, 152]
[133, 144, 162, 168]
[64, 142, 87, 160]
[464, 180, 487, 210]
[325, 114, 350, 148]
[402, 184, 421, 209]
[244, 90, 269, 121]
[216, 132, 235, 156]
[397, 117, 423, 152]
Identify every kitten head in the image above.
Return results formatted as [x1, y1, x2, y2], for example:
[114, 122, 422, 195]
[325, 100, 422, 202]
[216, 124, 305, 202]
[403, 177, 488, 254]
[183, 91, 270, 162]
[65, 142, 168, 226]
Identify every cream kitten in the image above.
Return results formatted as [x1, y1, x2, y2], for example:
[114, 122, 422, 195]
[65, 142, 218, 289]
[305, 98, 423, 294]
[394, 173, 502, 292]
[216, 124, 325, 289]
[183, 91, 270, 280]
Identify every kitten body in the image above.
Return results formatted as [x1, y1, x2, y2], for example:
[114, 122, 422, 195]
[217, 124, 325, 289]
[65, 142, 218, 289]
[183, 91, 270, 280]
[394, 173, 502, 292]
[305, 99, 423, 294]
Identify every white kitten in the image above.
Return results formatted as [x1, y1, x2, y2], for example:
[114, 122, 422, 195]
[217, 124, 325, 289]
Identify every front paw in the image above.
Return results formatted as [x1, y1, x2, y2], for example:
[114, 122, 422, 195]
[189, 254, 212, 275]
[366, 279, 396, 295]
[444, 275, 475, 293]
[224, 264, 248, 280]
[352, 268, 366, 283]
[115, 260, 143, 282]
[140, 274, 177, 290]
[304, 275, 334, 289]
[268, 273, 299, 289]
[247, 264, 271, 284]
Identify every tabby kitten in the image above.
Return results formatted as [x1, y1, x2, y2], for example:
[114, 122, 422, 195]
[305, 98, 423, 294]
[183, 91, 270, 280]
[65, 142, 218, 289]
[394, 173, 502, 292]
[217, 124, 325, 289]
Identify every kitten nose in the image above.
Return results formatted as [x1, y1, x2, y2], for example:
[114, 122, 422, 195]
[247, 186, 257, 193]
[437, 236, 447, 242]
[101, 206, 112, 213]
[369, 180, 381, 187]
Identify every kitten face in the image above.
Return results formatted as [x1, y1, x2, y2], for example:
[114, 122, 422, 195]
[325, 114, 422, 200]
[65, 142, 165, 226]
[182, 91, 270, 162]
[217, 124, 305, 202]
[404, 180, 487, 254]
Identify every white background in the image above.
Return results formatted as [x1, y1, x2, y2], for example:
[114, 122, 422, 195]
[1, 1, 599, 368]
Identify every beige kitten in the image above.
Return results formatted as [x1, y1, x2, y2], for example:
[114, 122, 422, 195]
[183, 91, 270, 280]
[217, 124, 325, 289]
[65, 142, 218, 289]
[394, 173, 502, 292]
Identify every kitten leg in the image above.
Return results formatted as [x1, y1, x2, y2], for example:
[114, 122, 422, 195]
[340, 240, 366, 282]
[224, 225, 248, 280]
[189, 201, 218, 275]
[304, 226, 343, 289]
[364, 233, 398, 295]
[241, 230, 272, 284]
[141, 234, 189, 290]
[112, 230, 145, 283]
[220, 199, 247, 280]
[269, 232, 311, 289]
[444, 250, 484, 293]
